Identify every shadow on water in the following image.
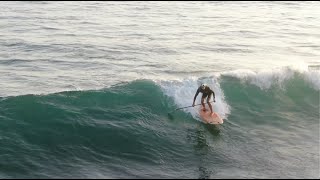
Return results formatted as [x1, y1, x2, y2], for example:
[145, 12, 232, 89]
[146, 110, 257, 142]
[203, 123, 221, 137]
[190, 123, 222, 179]
[169, 108, 223, 179]
[195, 127, 211, 179]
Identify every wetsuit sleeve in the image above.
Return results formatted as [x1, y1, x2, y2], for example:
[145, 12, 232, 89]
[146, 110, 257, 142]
[211, 90, 215, 100]
[193, 87, 200, 103]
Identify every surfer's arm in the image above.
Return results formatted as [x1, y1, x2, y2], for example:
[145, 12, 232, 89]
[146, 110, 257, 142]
[193, 88, 200, 106]
[211, 90, 216, 102]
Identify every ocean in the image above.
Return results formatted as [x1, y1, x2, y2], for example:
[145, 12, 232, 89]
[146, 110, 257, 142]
[0, 1, 319, 178]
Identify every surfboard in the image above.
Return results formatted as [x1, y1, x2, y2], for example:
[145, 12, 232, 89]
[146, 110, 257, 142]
[199, 108, 223, 125]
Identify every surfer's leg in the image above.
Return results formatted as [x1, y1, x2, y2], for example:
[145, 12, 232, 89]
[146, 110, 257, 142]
[201, 96, 206, 111]
[207, 94, 213, 114]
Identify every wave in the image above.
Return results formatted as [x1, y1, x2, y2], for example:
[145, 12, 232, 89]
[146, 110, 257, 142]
[1, 65, 319, 122]
[0, 65, 319, 178]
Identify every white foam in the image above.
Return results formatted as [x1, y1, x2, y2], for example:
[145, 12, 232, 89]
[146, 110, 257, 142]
[154, 63, 319, 122]
[303, 70, 320, 90]
[156, 76, 231, 121]
[222, 63, 320, 91]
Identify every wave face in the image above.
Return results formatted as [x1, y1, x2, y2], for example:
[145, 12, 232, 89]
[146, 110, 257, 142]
[0, 67, 319, 178]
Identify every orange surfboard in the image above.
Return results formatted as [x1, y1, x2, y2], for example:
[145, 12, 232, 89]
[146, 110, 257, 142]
[199, 108, 224, 125]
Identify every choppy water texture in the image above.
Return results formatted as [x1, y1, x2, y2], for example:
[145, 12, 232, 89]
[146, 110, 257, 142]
[0, 1, 319, 178]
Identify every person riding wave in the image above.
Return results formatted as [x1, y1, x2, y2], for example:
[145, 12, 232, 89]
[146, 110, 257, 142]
[192, 84, 216, 114]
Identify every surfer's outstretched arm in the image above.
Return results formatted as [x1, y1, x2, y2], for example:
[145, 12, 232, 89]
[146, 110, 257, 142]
[192, 88, 200, 106]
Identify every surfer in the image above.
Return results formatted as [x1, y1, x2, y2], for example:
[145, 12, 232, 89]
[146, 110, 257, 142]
[192, 84, 216, 114]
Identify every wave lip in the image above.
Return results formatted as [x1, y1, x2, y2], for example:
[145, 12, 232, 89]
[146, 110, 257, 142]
[221, 64, 320, 91]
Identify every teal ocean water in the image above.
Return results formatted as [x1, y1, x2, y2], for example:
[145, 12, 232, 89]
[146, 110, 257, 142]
[0, 1, 319, 178]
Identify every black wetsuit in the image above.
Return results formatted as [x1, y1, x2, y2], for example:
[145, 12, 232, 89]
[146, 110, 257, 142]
[193, 86, 215, 102]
